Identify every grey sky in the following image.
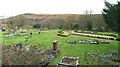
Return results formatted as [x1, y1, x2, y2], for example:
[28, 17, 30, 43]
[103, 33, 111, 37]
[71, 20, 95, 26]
[0, 0, 119, 18]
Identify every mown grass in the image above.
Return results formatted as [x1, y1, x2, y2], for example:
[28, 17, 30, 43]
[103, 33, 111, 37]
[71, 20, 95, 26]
[1, 30, 119, 65]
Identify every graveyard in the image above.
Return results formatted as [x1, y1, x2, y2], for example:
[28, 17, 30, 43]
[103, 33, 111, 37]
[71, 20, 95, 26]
[1, 29, 119, 66]
[0, 0, 120, 66]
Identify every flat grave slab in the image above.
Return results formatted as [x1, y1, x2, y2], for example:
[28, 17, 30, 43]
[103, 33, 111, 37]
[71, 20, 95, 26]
[100, 40, 110, 44]
[89, 40, 99, 44]
[4, 34, 14, 38]
[78, 40, 88, 44]
[57, 56, 79, 67]
[67, 40, 77, 44]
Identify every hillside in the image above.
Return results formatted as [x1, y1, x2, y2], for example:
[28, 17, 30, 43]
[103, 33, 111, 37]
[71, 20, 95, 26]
[1, 13, 106, 30]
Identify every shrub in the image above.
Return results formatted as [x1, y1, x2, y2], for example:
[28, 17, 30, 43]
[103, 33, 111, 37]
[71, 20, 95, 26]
[116, 35, 120, 41]
[74, 30, 78, 32]
[112, 34, 117, 37]
[33, 23, 41, 29]
[2, 32, 9, 35]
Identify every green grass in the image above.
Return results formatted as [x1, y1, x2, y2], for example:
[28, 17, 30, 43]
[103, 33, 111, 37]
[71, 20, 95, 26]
[1, 30, 119, 65]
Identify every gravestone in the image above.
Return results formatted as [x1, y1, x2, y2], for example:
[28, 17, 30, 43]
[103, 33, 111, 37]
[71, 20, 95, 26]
[101, 41, 109, 44]
[89, 39, 99, 44]
[4, 34, 14, 38]
[78, 40, 88, 44]
[53, 40, 58, 50]
[52, 40, 59, 56]
[67, 40, 77, 44]
[2, 28, 5, 31]
[16, 43, 22, 49]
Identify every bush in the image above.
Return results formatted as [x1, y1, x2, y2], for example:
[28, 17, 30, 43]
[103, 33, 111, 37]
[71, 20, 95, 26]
[2, 32, 9, 35]
[33, 23, 41, 29]
[74, 30, 81, 33]
[112, 34, 117, 37]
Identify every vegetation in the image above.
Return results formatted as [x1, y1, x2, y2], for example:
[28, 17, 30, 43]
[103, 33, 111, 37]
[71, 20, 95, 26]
[1, 1, 119, 65]
[1, 30, 119, 65]
[1, 14, 106, 31]
[33, 23, 41, 29]
[57, 30, 64, 34]
[102, 1, 120, 33]
[87, 21, 92, 31]
[6, 16, 26, 30]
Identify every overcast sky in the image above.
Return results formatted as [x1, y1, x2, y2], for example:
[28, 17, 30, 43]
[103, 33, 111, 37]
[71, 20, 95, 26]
[0, 0, 119, 18]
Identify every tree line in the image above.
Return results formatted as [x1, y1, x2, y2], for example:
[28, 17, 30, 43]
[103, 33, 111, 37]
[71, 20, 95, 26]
[4, 1, 120, 34]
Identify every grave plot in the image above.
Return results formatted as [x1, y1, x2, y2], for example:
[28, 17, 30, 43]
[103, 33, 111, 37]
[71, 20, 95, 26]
[67, 39, 110, 45]
[84, 52, 99, 65]
[110, 50, 120, 63]
[56, 56, 79, 67]
[100, 40, 110, 44]
[4, 34, 14, 38]
[39, 40, 60, 66]
[2, 40, 60, 65]
[85, 50, 119, 65]
[78, 40, 88, 44]
[89, 39, 99, 44]
[14, 33, 27, 36]
[67, 40, 77, 44]
[2, 45, 43, 65]
[4, 33, 27, 38]
[2, 45, 53, 65]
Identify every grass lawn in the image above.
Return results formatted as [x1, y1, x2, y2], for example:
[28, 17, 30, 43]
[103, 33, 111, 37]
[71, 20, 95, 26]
[1, 30, 119, 65]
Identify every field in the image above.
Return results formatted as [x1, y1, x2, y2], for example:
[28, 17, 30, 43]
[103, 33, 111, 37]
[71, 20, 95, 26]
[1, 30, 119, 65]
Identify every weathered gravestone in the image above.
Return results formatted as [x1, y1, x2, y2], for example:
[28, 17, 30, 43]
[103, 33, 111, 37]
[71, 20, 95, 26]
[52, 40, 60, 56]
